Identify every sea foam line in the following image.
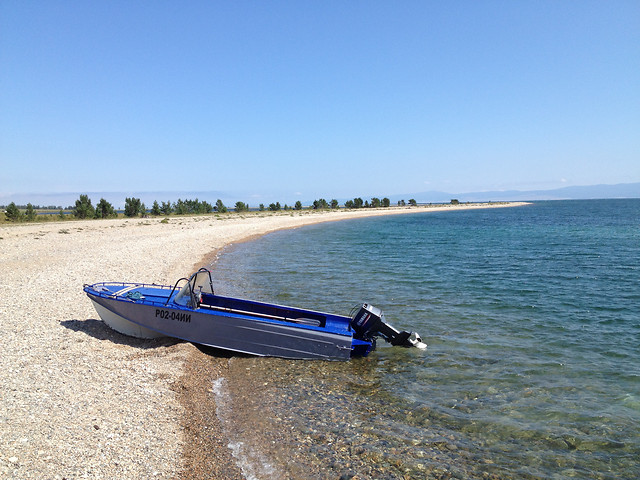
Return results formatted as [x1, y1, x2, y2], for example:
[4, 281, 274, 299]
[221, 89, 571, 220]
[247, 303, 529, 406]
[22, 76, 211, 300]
[211, 377, 279, 480]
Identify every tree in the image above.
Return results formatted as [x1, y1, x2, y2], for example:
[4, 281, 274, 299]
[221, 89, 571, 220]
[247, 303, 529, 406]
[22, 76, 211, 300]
[382, 197, 390, 207]
[151, 200, 161, 216]
[5, 202, 23, 222]
[313, 198, 329, 210]
[353, 197, 364, 208]
[161, 201, 173, 215]
[344, 200, 354, 209]
[74, 195, 95, 219]
[370, 197, 381, 208]
[294, 201, 302, 210]
[187, 198, 210, 214]
[259, 204, 265, 211]
[200, 201, 213, 214]
[169, 198, 213, 215]
[235, 201, 249, 212]
[330, 199, 339, 209]
[451, 199, 460, 205]
[25, 203, 37, 221]
[95, 198, 117, 218]
[398, 199, 406, 206]
[408, 198, 417, 206]
[173, 199, 187, 215]
[58, 209, 66, 220]
[215, 199, 227, 213]
[124, 197, 142, 217]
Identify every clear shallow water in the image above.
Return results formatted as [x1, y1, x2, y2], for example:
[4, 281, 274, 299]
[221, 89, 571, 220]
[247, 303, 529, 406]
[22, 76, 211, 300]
[210, 200, 640, 479]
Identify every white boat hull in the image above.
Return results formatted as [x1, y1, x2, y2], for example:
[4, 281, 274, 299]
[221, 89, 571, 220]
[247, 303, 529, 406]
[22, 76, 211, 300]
[91, 300, 166, 339]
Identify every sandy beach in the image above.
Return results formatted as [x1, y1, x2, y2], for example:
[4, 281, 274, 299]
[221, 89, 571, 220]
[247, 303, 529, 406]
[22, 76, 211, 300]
[0, 203, 525, 479]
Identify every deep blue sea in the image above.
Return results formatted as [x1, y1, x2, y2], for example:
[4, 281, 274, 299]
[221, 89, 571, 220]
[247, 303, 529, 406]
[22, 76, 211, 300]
[209, 200, 639, 480]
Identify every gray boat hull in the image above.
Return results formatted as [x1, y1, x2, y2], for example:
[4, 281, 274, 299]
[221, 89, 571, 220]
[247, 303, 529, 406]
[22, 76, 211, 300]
[88, 293, 354, 360]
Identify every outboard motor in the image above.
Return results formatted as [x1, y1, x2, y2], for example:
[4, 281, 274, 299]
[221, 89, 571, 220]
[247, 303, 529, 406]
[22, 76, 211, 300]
[351, 304, 426, 349]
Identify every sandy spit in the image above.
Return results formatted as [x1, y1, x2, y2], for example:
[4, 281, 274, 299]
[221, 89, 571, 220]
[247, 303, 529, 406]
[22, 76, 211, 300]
[0, 203, 526, 479]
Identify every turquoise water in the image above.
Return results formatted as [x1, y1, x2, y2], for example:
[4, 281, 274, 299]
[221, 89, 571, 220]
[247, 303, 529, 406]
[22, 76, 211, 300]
[210, 200, 640, 479]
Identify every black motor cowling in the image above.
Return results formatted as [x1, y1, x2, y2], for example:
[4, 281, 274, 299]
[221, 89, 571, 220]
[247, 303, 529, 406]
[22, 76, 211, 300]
[351, 304, 426, 349]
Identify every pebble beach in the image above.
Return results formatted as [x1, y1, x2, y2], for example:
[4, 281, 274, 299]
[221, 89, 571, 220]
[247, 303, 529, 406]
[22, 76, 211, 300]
[0, 203, 523, 479]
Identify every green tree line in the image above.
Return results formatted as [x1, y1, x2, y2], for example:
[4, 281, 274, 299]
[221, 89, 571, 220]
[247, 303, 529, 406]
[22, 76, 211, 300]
[4, 194, 420, 223]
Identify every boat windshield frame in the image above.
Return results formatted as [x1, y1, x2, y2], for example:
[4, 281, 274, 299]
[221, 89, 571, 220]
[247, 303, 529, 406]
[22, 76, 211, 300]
[173, 268, 215, 308]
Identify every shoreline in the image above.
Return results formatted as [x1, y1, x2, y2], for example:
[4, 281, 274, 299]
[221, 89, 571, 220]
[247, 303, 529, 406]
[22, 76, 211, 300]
[0, 202, 527, 479]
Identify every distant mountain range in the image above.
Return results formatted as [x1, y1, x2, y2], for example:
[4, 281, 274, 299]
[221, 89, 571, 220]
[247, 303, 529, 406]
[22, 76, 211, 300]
[2, 183, 639, 209]
[398, 182, 640, 204]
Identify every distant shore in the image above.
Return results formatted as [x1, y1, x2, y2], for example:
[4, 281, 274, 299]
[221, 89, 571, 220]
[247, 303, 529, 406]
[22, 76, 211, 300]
[0, 202, 527, 479]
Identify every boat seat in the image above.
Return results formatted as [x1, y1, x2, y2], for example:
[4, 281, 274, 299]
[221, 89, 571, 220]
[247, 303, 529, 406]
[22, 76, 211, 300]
[199, 293, 325, 327]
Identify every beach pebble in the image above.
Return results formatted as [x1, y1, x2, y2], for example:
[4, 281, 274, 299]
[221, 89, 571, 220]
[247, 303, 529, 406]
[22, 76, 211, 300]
[3, 209, 429, 479]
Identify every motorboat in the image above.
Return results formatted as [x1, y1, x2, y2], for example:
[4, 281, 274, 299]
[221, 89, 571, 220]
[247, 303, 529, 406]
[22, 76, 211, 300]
[84, 268, 426, 360]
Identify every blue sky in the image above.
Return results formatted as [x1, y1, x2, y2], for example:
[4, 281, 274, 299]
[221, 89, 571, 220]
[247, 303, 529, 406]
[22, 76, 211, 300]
[1, 1, 639, 205]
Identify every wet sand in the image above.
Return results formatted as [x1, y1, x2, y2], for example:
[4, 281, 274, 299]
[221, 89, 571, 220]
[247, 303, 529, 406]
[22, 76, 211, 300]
[0, 203, 525, 479]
